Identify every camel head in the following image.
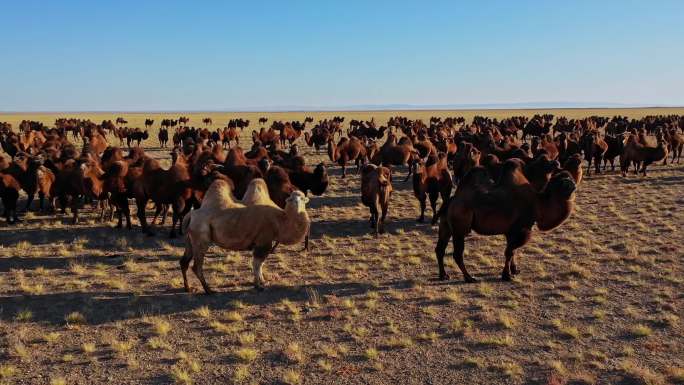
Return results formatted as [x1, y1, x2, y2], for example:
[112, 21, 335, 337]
[377, 166, 392, 188]
[285, 190, 309, 213]
[543, 171, 576, 201]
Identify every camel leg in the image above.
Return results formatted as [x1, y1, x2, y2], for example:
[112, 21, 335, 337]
[158, 204, 169, 225]
[341, 163, 346, 178]
[434, 220, 451, 280]
[180, 244, 194, 293]
[417, 194, 426, 223]
[502, 229, 531, 281]
[594, 156, 602, 174]
[136, 198, 152, 236]
[379, 201, 388, 234]
[428, 191, 439, 225]
[369, 205, 378, 231]
[452, 235, 476, 283]
[169, 201, 183, 238]
[252, 245, 270, 291]
[151, 205, 163, 225]
[24, 191, 35, 212]
[71, 197, 79, 224]
[403, 164, 412, 182]
[190, 243, 212, 294]
[585, 157, 592, 176]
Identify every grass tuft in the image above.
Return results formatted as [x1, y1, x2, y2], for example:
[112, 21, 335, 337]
[282, 369, 301, 385]
[234, 347, 258, 362]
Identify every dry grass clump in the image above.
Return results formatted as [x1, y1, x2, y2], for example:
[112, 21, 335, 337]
[150, 318, 172, 336]
[210, 320, 240, 334]
[417, 331, 440, 343]
[233, 365, 250, 383]
[284, 342, 305, 363]
[477, 334, 514, 347]
[629, 324, 653, 338]
[317, 359, 333, 372]
[492, 361, 524, 378]
[50, 377, 67, 385]
[14, 309, 32, 322]
[550, 319, 580, 339]
[82, 342, 96, 354]
[234, 347, 258, 362]
[193, 306, 212, 319]
[225, 311, 243, 322]
[43, 332, 61, 344]
[107, 337, 135, 356]
[147, 336, 171, 350]
[237, 332, 255, 346]
[384, 335, 414, 349]
[619, 360, 664, 385]
[461, 357, 484, 368]
[282, 369, 301, 385]
[364, 347, 379, 361]
[170, 366, 192, 385]
[0, 364, 17, 380]
[65, 311, 86, 325]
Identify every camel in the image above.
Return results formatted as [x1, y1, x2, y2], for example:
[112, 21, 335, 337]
[361, 164, 393, 236]
[412, 153, 452, 224]
[620, 132, 668, 176]
[580, 131, 608, 175]
[181, 178, 310, 293]
[434, 160, 576, 283]
[327, 137, 367, 177]
[371, 133, 418, 181]
[563, 154, 584, 186]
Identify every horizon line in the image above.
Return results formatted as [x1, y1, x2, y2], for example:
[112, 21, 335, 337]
[1, 102, 683, 115]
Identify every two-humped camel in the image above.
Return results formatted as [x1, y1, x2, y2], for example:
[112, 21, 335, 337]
[181, 177, 310, 293]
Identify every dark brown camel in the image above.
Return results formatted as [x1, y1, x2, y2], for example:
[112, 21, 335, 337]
[434, 160, 576, 282]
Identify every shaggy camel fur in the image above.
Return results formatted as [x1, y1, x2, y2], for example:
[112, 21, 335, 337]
[181, 178, 310, 293]
[435, 161, 576, 282]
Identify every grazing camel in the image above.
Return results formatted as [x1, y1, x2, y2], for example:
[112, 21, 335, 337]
[434, 160, 576, 282]
[181, 179, 311, 293]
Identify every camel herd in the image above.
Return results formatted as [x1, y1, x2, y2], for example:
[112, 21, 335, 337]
[0, 113, 683, 291]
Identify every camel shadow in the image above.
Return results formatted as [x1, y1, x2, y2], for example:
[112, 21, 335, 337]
[0, 280, 375, 326]
[310, 216, 436, 239]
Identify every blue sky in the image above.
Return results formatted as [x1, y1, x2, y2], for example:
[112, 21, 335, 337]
[1, 0, 683, 111]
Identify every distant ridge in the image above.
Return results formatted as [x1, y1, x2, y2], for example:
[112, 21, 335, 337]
[235, 102, 679, 112]
[1, 102, 682, 114]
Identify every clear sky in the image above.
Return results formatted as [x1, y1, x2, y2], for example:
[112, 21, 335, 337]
[1, 0, 683, 111]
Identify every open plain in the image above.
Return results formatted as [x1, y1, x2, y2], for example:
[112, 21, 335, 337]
[0, 108, 683, 385]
